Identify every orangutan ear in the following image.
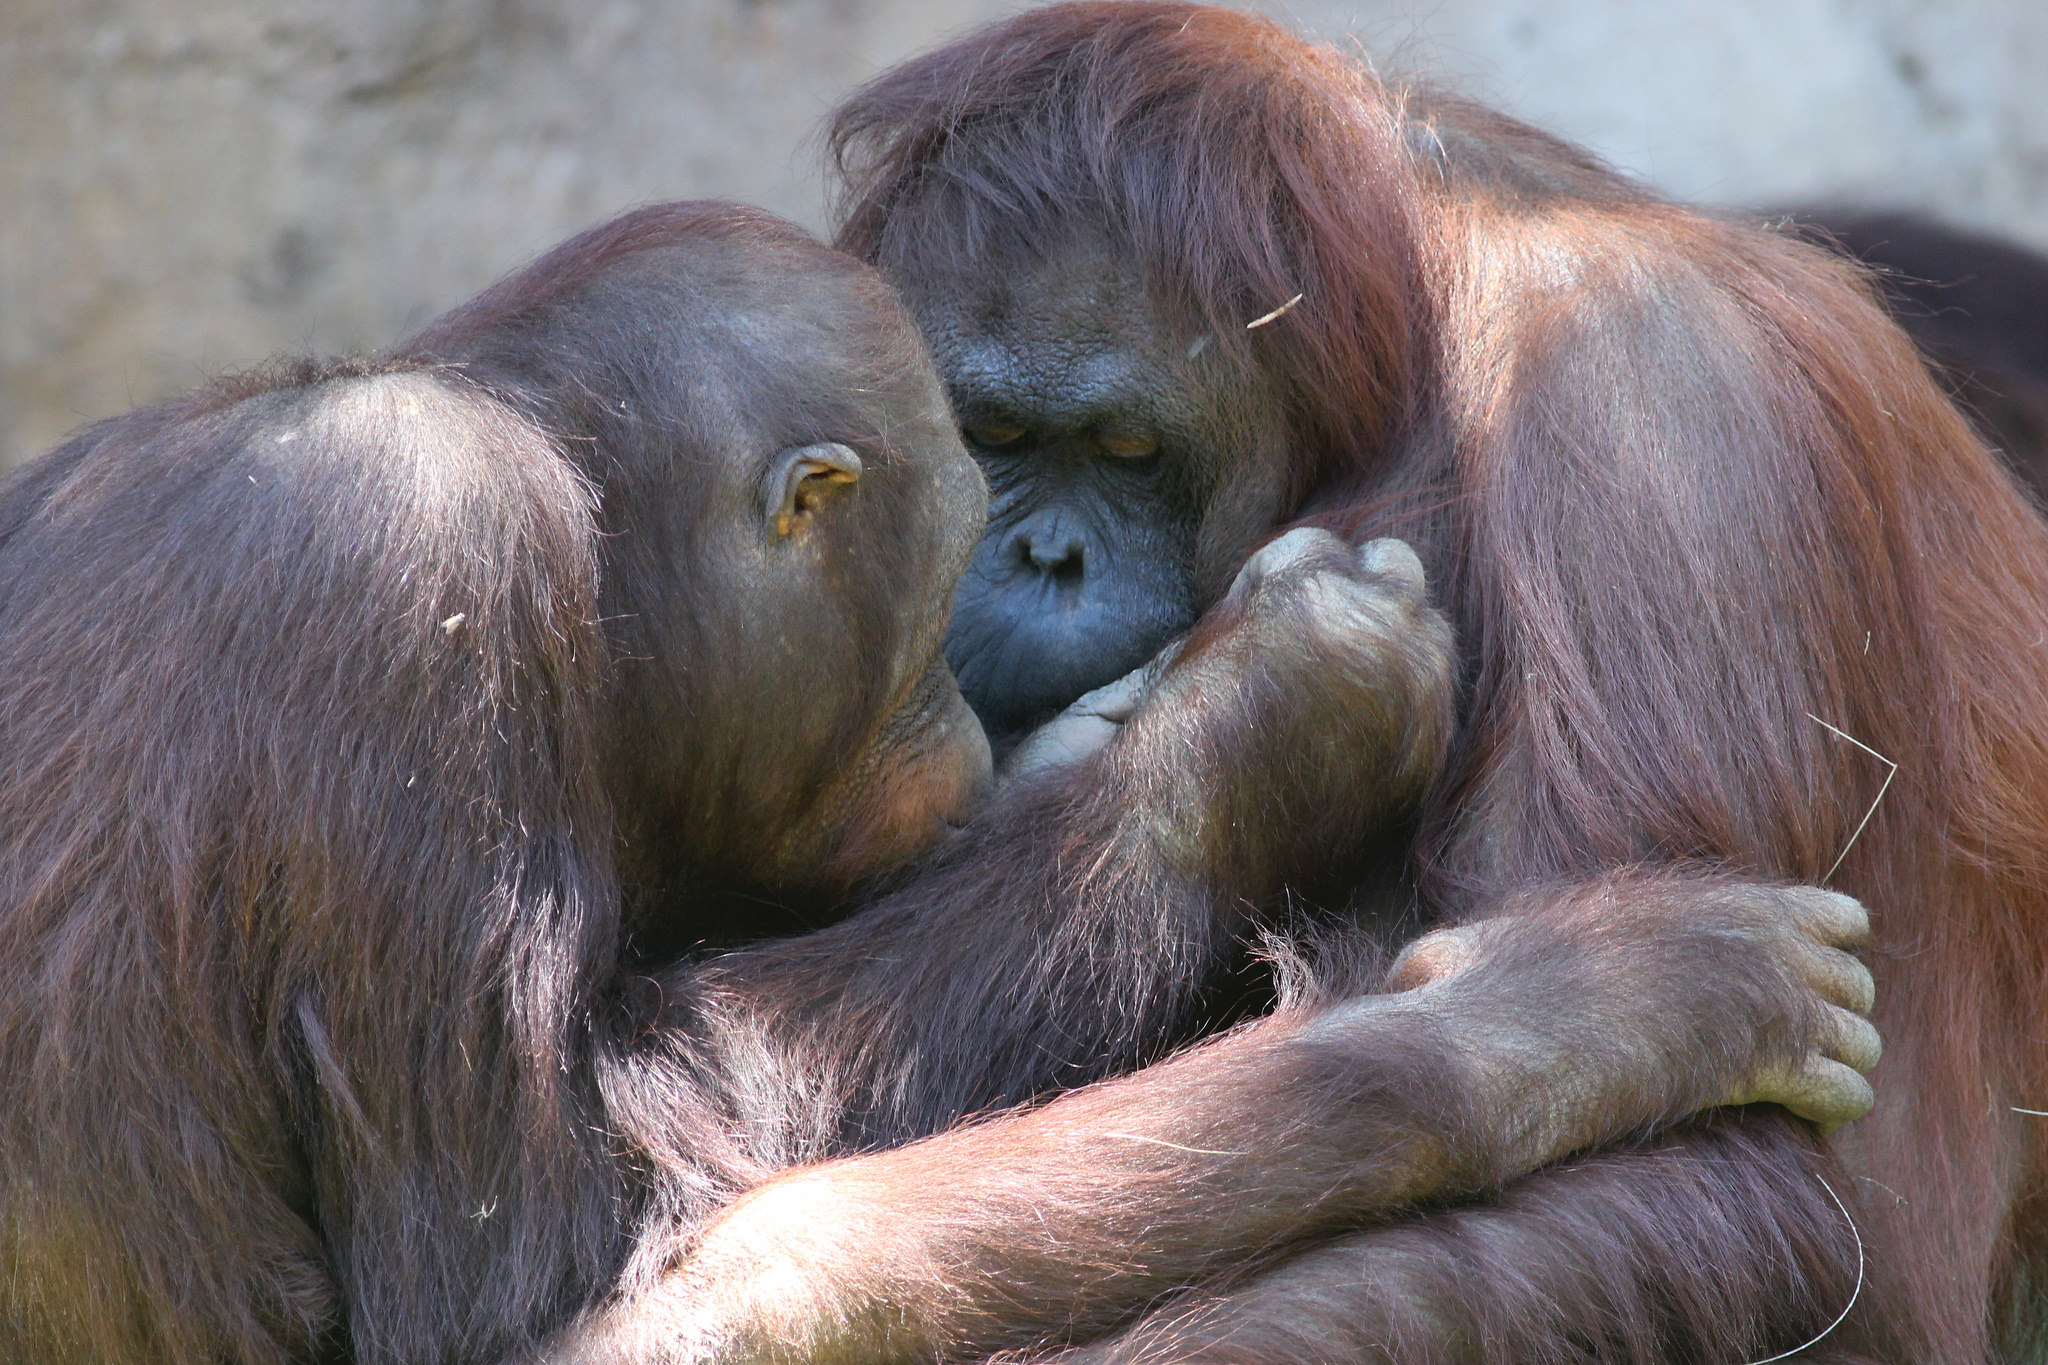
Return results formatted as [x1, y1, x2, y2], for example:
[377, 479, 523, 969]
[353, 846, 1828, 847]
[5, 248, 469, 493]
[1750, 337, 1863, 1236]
[765, 442, 862, 538]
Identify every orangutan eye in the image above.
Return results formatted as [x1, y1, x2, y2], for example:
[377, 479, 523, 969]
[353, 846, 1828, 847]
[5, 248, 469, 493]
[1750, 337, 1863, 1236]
[965, 421, 1027, 447]
[1098, 429, 1160, 459]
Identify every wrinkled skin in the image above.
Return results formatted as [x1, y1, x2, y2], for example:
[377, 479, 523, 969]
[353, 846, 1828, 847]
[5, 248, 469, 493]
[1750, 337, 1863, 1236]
[919, 238, 1296, 742]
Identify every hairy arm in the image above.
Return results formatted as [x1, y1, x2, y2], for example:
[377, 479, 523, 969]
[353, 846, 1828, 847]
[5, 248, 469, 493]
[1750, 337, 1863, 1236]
[558, 537, 1876, 1364]
[705, 530, 1460, 1143]
[1041, 1115, 1868, 1365]
[555, 873, 1873, 1365]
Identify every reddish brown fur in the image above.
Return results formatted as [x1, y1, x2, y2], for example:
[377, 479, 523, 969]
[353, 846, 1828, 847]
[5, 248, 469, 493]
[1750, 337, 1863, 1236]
[0, 197, 1885, 1365]
[829, 5, 2048, 1359]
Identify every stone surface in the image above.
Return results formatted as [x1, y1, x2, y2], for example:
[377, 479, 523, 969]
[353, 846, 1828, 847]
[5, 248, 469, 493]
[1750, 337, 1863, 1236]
[5, 0, 2045, 470]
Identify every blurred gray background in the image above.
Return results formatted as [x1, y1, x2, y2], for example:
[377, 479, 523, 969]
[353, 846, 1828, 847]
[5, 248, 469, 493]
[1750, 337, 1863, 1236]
[4, 0, 2045, 471]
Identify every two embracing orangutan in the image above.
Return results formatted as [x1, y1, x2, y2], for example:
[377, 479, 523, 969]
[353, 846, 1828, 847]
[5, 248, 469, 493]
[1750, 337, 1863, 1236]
[4, 6, 2047, 1364]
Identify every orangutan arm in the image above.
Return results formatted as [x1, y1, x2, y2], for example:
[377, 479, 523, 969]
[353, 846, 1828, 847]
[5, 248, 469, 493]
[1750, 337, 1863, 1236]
[544, 872, 1872, 1365]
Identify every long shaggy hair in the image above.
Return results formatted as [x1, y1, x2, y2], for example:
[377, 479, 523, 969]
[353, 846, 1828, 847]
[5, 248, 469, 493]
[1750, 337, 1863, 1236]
[830, 5, 2048, 1357]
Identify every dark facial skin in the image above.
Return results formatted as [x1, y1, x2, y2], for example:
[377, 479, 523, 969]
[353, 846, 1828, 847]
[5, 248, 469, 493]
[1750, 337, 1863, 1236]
[902, 237, 1297, 740]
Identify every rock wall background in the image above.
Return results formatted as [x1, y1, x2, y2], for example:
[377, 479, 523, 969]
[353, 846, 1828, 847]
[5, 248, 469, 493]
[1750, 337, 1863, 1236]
[4, 0, 2045, 470]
